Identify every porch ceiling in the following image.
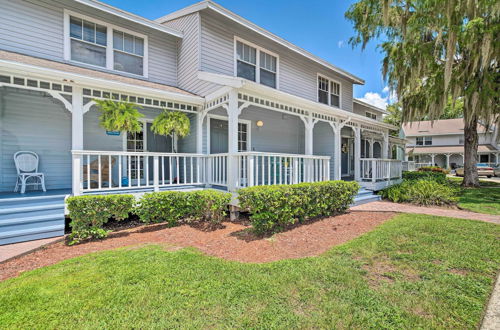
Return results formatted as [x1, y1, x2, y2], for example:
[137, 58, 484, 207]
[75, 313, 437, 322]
[199, 71, 398, 133]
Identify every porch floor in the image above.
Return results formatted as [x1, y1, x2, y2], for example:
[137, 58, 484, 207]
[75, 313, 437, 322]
[0, 189, 71, 200]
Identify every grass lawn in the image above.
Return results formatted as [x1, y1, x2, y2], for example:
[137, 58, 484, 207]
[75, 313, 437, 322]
[0, 214, 499, 329]
[457, 187, 500, 215]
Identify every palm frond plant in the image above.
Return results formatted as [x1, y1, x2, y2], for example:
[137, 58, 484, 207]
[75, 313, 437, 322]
[94, 99, 144, 133]
[151, 110, 190, 152]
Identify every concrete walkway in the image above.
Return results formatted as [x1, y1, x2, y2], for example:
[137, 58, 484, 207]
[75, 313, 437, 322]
[0, 237, 63, 263]
[351, 201, 500, 224]
[482, 271, 500, 330]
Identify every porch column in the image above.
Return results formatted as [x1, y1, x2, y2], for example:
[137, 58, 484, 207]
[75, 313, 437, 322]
[430, 154, 435, 166]
[226, 89, 239, 192]
[354, 127, 361, 181]
[445, 154, 451, 170]
[71, 87, 84, 196]
[330, 123, 342, 180]
[382, 133, 389, 159]
[369, 138, 374, 158]
[196, 112, 204, 154]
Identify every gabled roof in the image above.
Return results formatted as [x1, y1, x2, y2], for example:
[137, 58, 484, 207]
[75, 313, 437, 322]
[73, 0, 183, 38]
[156, 1, 365, 85]
[353, 98, 389, 114]
[402, 118, 490, 136]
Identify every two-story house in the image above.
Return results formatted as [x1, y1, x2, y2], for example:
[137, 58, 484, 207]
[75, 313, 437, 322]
[0, 0, 405, 244]
[402, 118, 499, 169]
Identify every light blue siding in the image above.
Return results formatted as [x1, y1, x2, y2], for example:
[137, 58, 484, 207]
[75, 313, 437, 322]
[0, 0, 178, 86]
[313, 121, 336, 178]
[0, 87, 72, 192]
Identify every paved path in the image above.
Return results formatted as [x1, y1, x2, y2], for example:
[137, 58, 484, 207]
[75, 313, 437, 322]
[351, 201, 500, 224]
[482, 271, 500, 330]
[0, 237, 63, 263]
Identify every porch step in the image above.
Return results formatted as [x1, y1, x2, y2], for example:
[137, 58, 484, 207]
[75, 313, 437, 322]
[351, 188, 381, 207]
[0, 194, 66, 245]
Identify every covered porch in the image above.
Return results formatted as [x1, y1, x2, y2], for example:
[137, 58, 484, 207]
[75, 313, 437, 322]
[0, 59, 404, 200]
[407, 146, 499, 170]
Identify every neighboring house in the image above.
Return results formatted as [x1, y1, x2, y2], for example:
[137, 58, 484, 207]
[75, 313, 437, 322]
[402, 118, 500, 169]
[0, 0, 406, 243]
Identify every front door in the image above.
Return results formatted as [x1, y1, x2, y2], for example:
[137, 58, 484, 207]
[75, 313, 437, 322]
[209, 118, 249, 153]
[341, 137, 351, 176]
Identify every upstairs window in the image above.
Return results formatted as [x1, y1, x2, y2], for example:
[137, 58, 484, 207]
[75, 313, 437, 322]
[318, 76, 329, 105]
[318, 75, 341, 108]
[70, 17, 107, 67]
[113, 30, 144, 75]
[416, 136, 432, 146]
[65, 10, 148, 77]
[260, 51, 277, 88]
[330, 81, 340, 107]
[365, 112, 377, 120]
[236, 41, 257, 81]
[236, 38, 278, 88]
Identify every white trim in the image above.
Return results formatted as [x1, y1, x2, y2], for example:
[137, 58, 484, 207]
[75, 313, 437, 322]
[234, 36, 279, 89]
[196, 71, 397, 130]
[64, 9, 149, 78]
[207, 114, 251, 154]
[317, 73, 342, 109]
[73, 0, 183, 38]
[156, 1, 364, 84]
[0, 59, 204, 105]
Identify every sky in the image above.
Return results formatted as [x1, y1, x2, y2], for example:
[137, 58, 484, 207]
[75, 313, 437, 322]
[102, 0, 391, 109]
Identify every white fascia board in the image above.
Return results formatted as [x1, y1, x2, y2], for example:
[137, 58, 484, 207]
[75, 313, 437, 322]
[0, 60, 204, 105]
[158, 1, 364, 85]
[74, 0, 184, 38]
[353, 98, 389, 114]
[197, 70, 397, 130]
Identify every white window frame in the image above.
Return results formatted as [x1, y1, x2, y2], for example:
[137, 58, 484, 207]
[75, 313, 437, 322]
[207, 114, 252, 153]
[317, 73, 342, 109]
[234, 36, 279, 89]
[416, 136, 432, 146]
[365, 111, 377, 120]
[64, 9, 149, 77]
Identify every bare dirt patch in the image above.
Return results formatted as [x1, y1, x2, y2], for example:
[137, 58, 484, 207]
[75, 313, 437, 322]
[0, 211, 396, 281]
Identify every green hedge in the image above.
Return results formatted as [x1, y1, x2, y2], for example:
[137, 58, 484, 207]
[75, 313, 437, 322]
[402, 170, 447, 183]
[380, 180, 459, 206]
[67, 194, 135, 245]
[136, 190, 231, 226]
[238, 181, 359, 234]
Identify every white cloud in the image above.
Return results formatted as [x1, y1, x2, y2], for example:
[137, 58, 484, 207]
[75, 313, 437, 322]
[337, 40, 345, 48]
[382, 86, 390, 94]
[358, 92, 388, 110]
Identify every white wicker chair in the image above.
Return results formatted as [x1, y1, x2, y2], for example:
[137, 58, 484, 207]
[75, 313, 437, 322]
[14, 151, 46, 194]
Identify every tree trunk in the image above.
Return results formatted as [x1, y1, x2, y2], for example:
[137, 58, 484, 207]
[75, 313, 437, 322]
[462, 111, 480, 187]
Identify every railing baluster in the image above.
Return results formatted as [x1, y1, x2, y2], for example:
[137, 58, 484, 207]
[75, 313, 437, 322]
[98, 155, 102, 190]
[86, 154, 90, 190]
[128, 155, 131, 188]
[176, 156, 180, 185]
[108, 155, 112, 189]
[118, 155, 122, 189]
[146, 155, 150, 187]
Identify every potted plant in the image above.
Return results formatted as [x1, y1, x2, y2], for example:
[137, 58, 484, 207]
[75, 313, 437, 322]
[94, 99, 144, 134]
[151, 110, 190, 152]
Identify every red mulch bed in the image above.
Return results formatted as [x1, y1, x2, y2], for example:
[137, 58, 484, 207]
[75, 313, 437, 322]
[0, 211, 396, 281]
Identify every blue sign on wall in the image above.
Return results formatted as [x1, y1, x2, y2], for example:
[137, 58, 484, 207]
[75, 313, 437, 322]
[106, 131, 121, 136]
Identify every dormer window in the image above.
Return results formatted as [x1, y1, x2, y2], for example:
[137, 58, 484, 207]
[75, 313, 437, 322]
[365, 111, 377, 120]
[416, 136, 432, 146]
[317, 75, 341, 108]
[64, 10, 148, 77]
[235, 37, 278, 88]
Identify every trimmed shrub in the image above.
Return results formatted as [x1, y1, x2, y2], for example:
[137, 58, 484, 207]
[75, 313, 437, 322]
[136, 190, 231, 226]
[67, 194, 135, 245]
[380, 180, 459, 206]
[238, 181, 359, 234]
[402, 170, 447, 183]
[418, 166, 448, 173]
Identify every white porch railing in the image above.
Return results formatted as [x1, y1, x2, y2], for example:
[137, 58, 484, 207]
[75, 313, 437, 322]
[72, 151, 330, 194]
[415, 162, 432, 169]
[360, 158, 402, 190]
[234, 152, 330, 188]
[72, 150, 206, 193]
[402, 161, 416, 172]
